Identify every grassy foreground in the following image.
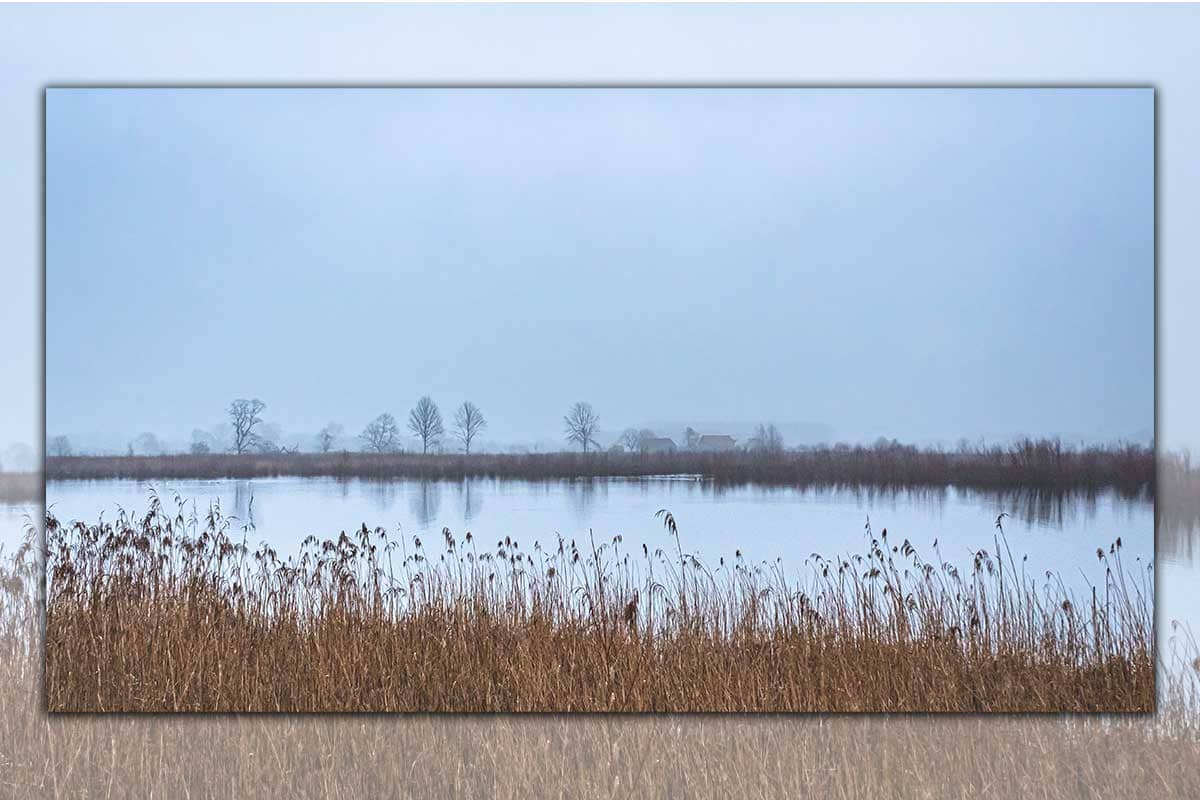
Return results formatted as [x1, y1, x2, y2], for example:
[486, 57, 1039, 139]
[45, 496, 1152, 712]
[0, 519, 1194, 796]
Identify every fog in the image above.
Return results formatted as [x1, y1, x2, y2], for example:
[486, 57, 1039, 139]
[44, 88, 1152, 454]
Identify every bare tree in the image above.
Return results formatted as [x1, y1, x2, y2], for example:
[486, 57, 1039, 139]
[317, 422, 343, 453]
[619, 427, 659, 453]
[360, 413, 400, 453]
[408, 396, 445, 455]
[685, 426, 700, 450]
[563, 402, 600, 453]
[190, 428, 217, 456]
[228, 398, 267, 454]
[748, 423, 785, 455]
[452, 401, 487, 454]
[47, 435, 72, 457]
[131, 432, 162, 456]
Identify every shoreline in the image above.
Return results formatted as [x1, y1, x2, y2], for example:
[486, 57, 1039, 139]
[43, 440, 1155, 494]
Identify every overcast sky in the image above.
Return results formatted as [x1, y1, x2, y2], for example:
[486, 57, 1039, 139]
[44, 87, 1152, 452]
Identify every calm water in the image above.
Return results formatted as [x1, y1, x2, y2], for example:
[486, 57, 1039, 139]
[43, 476, 1158, 597]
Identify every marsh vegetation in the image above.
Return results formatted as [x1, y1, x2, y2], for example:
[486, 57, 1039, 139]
[0, 507, 1191, 795]
[45, 438, 1154, 494]
[43, 494, 1153, 712]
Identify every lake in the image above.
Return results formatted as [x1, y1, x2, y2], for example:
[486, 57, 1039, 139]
[42, 476, 1156, 596]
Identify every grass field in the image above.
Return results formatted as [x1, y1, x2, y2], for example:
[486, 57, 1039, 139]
[43, 495, 1153, 712]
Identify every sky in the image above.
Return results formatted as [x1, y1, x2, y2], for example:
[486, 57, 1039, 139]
[43, 86, 1152, 453]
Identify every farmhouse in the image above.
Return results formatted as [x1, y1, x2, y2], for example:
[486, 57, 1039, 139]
[641, 437, 678, 454]
[696, 434, 737, 453]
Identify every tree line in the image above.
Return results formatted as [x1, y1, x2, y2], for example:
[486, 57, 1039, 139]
[46, 398, 791, 458]
[356, 397, 487, 455]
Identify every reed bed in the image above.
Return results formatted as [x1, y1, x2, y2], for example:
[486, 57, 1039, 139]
[1, 519, 1195, 796]
[44, 494, 1153, 712]
[45, 437, 1154, 493]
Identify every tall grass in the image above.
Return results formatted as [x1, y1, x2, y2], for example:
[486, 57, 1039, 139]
[45, 437, 1154, 493]
[44, 494, 1153, 712]
[1, 515, 1195, 795]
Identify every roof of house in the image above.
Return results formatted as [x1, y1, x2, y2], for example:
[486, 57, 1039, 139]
[643, 437, 677, 447]
[698, 434, 736, 444]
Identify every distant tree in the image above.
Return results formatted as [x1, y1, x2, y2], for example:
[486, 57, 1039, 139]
[360, 413, 400, 453]
[748, 423, 785, 455]
[685, 427, 700, 450]
[260, 422, 284, 447]
[131, 432, 162, 456]
[621, 428, 659, 453]
[227, 398, 267, 454]
[317, 422, 343, 453]
[408, 396, 445, 455]
[563, 402, 600, 453]
[190, 428, 217, 455]
[452, 401, 487, 454]
[48, 435, 72, 457]
[253, 438, 283, 454]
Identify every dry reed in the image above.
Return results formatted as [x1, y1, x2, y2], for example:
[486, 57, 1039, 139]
[0, 512, 1194, 796]
[44, 494, 1153, 712]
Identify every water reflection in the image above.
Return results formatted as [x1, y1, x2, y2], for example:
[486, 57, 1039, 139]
[1161, 518, 1199, 565]
[409, 480, 442, 528]
[566, 479, 605, 524]
[362, 479, 401, 512]
[768, 483, 1147, 530]
[1158, 484, 1200, 566]
[455, 480, 483, 524]
[231, 480, 257, 529]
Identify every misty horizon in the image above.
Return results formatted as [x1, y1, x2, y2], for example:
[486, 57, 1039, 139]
[44, 88, 1153, 460]
[39, 408, 1153, 462]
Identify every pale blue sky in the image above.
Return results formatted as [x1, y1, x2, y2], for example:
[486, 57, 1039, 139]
[45, 87, 1151, 450]
[3, 2, 1196, 462]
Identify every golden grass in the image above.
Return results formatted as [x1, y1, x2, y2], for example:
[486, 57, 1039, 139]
[44, 496, 1153, 712]
[0, 517, 1195, 796]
